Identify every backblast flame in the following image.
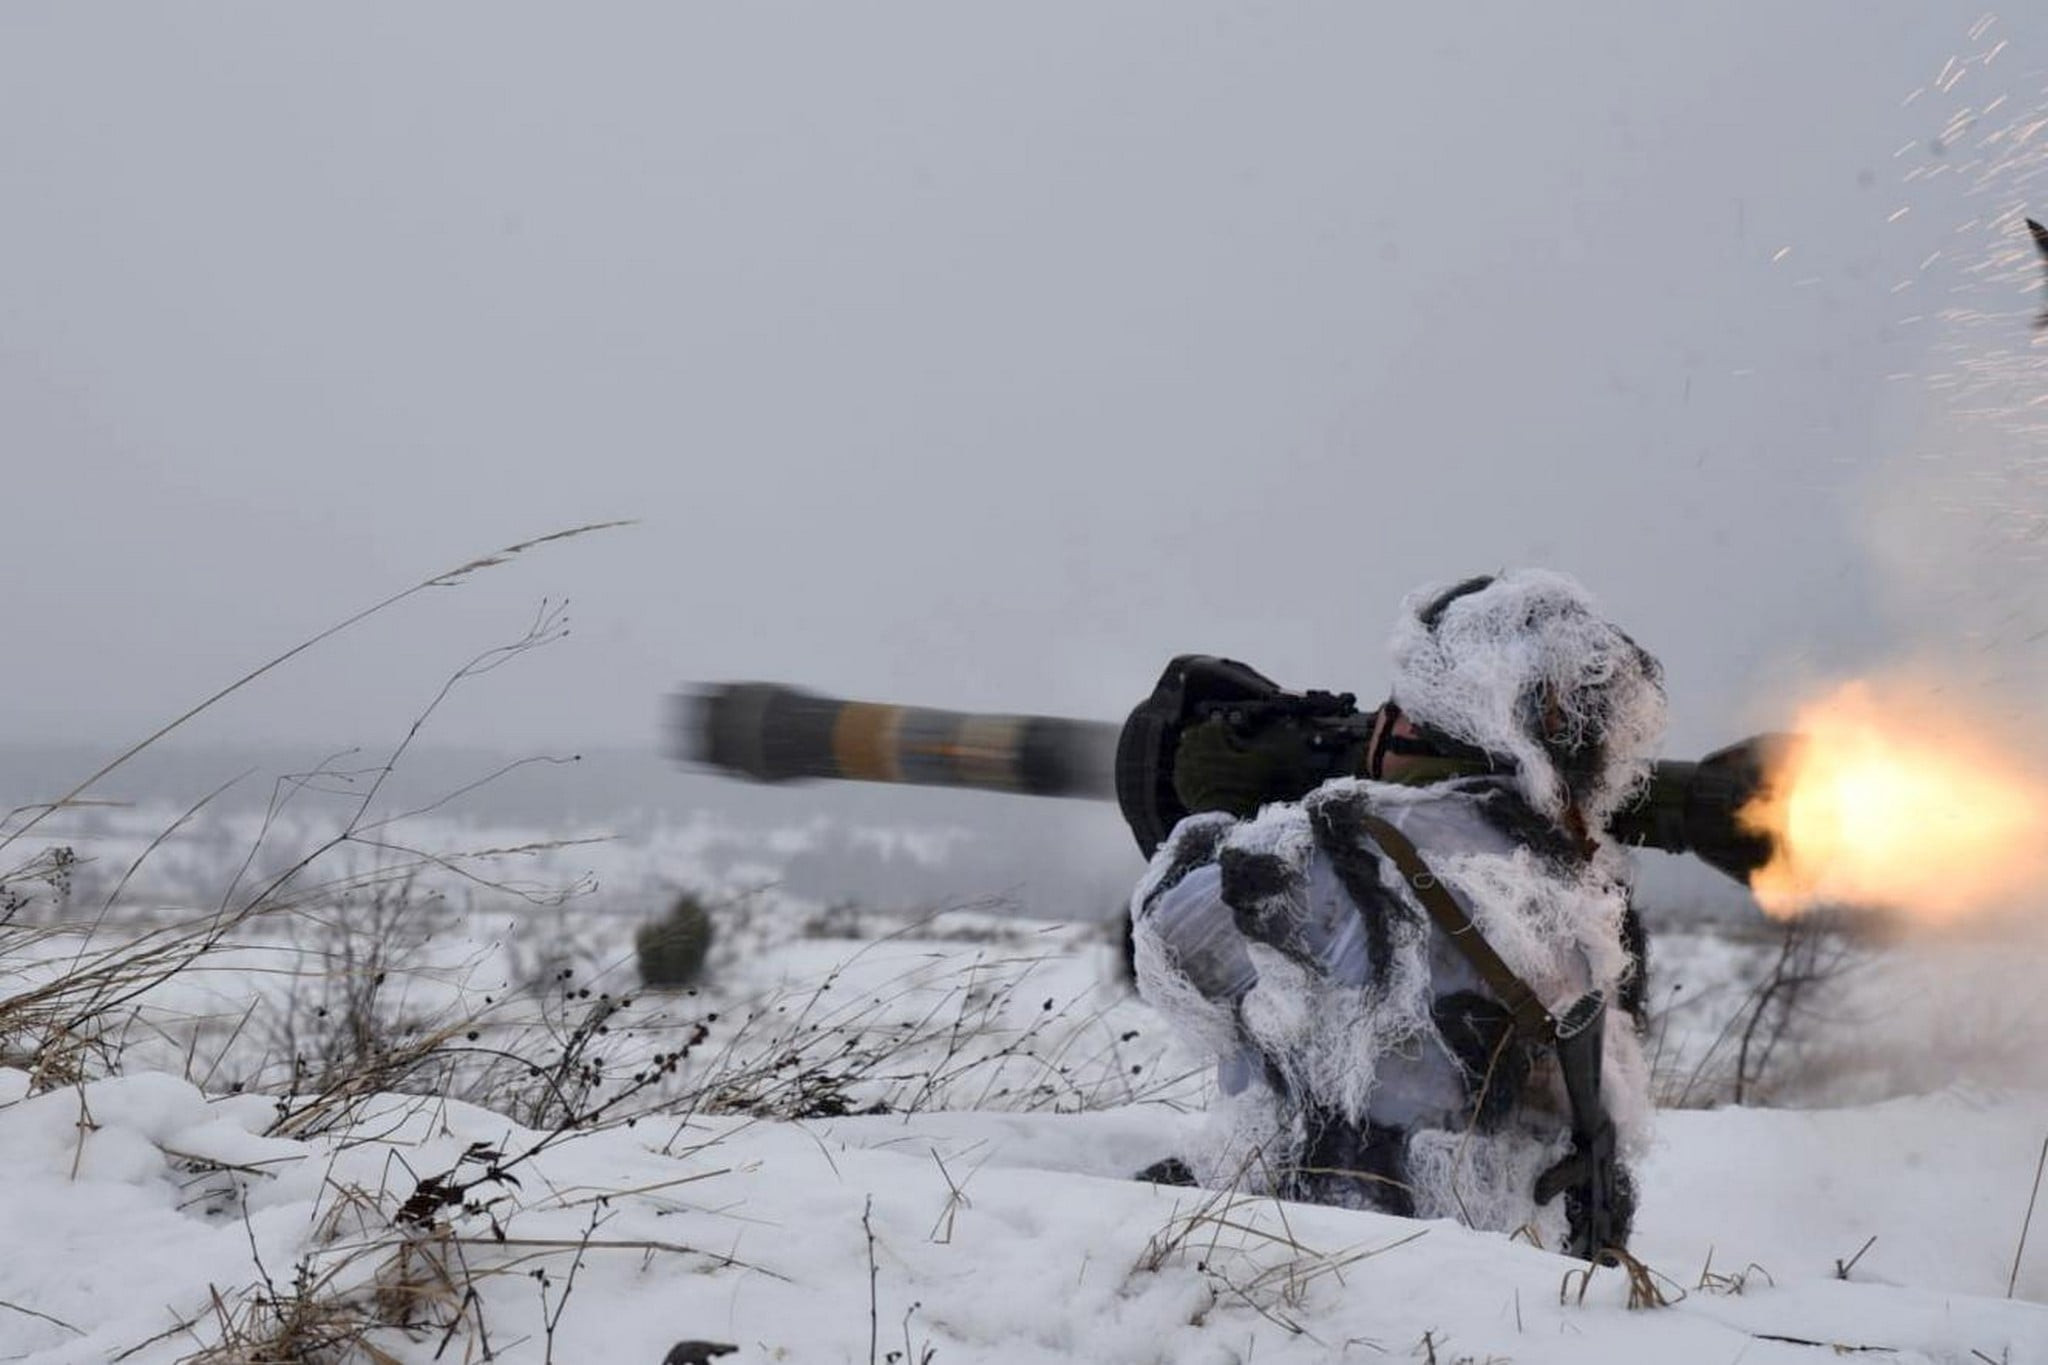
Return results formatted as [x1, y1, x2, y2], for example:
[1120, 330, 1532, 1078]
[1741, 681, 2048, 923]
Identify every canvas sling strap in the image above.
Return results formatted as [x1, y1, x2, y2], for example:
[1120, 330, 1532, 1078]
[1356, 811, 1622, 1261]
[1356, 813, 1558, 1046]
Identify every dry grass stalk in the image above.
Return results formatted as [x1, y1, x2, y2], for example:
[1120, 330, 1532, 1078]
[1132, 1165, 1427, 1339]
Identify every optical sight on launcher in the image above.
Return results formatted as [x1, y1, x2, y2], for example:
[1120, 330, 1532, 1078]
[676, 655, 1792, 888]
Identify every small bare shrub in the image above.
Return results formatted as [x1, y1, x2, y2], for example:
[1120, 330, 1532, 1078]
[1653, 915, 1867, 1109]
[269, 880, 454, 1097]
[636, 891, 715, 989]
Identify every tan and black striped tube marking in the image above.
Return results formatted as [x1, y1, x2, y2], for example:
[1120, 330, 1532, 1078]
[679, 683, 1121, 800]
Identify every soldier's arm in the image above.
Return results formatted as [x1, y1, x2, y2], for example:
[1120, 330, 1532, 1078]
[1130, 815, 1268, 1090]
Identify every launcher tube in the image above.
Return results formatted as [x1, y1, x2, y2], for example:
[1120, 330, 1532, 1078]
[680, 683, 1121, 800]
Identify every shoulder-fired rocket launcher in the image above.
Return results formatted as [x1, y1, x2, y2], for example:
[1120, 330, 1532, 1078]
[677, 655, 1791, 888]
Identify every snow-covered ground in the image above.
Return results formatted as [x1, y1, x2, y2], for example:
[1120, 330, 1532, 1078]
[4, 808, 2047, 1363]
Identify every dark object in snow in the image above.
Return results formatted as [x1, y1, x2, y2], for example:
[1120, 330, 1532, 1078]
[2029, 218, 2048, 329]
[663, 1343, 738, 1365]
[636, 891, 715, 988]
[1135, 1156, 1197, 1186]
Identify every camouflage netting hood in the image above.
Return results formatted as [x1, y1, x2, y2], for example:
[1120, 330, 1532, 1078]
[1388, 570, 1667, 833]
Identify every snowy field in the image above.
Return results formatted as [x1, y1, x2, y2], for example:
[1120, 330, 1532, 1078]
[4, 803, 2048, 1363]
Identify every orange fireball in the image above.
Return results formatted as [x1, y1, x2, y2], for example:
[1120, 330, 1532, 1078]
[1741, 681, 2048, 924]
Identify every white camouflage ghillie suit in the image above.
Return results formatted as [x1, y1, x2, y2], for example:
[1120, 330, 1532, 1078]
[1130, 570, 1660, 1251]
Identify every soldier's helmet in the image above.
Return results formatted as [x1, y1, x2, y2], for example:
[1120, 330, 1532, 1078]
[1386, 570, 1666, 831]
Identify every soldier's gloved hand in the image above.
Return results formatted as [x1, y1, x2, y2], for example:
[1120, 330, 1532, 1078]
[1173, 716, 1318, 819]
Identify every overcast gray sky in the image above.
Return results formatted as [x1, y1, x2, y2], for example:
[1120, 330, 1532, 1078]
[5, 4, 2046, 764]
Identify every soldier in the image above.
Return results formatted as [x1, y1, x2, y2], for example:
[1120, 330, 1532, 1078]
[1130, 570, 1660, 1258]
